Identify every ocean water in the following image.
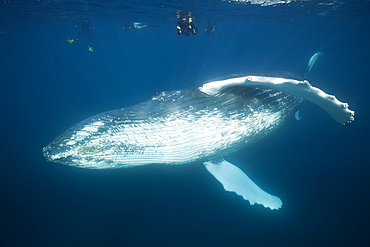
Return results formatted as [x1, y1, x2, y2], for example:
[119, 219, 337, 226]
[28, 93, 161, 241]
[1, 0, 369, 246]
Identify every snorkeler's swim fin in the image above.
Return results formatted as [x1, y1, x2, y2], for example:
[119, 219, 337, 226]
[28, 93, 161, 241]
[88, 45, 93, 52]
[67, 39, 76, 43]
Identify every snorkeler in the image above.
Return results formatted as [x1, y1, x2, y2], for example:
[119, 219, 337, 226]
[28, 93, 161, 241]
[205, 22, 215, 36]
[67, 17, 94, 52]
[123, 22, 158, 31]
[176, 11, 197, 37]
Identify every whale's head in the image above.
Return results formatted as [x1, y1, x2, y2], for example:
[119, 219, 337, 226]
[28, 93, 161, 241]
[43, 119, 120, 169]
[43, 129, 83, 167]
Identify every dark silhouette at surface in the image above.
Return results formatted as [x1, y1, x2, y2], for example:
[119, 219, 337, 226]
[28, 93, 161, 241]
[205, 22, 215, 35]
[67, 17, 94, 52]
[176, 11, 197, 37]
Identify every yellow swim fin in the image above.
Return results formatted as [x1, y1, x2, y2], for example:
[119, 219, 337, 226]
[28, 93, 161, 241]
[88, 45, 93, 52]
[67, 39, 76, 43]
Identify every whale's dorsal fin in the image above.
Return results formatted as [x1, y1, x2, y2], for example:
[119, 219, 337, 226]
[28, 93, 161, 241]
[204, 159, 282, 210]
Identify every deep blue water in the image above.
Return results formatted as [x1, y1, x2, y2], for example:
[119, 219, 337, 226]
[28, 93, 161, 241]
[1, 0, 370, 246]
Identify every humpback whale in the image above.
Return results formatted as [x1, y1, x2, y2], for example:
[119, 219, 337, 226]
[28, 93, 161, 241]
[43, 56, 354, 210]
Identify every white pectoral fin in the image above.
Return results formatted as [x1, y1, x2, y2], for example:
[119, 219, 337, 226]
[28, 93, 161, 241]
[204, 159, 282, 210]
[199, 74, 354, 125]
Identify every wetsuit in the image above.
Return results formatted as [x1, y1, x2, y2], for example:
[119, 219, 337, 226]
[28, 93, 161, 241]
[76, 20, 94, 44]
[177, 19, 197, 36]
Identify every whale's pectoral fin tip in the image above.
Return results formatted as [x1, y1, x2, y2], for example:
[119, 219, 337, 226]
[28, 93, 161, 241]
[204, 159, 282, 210]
